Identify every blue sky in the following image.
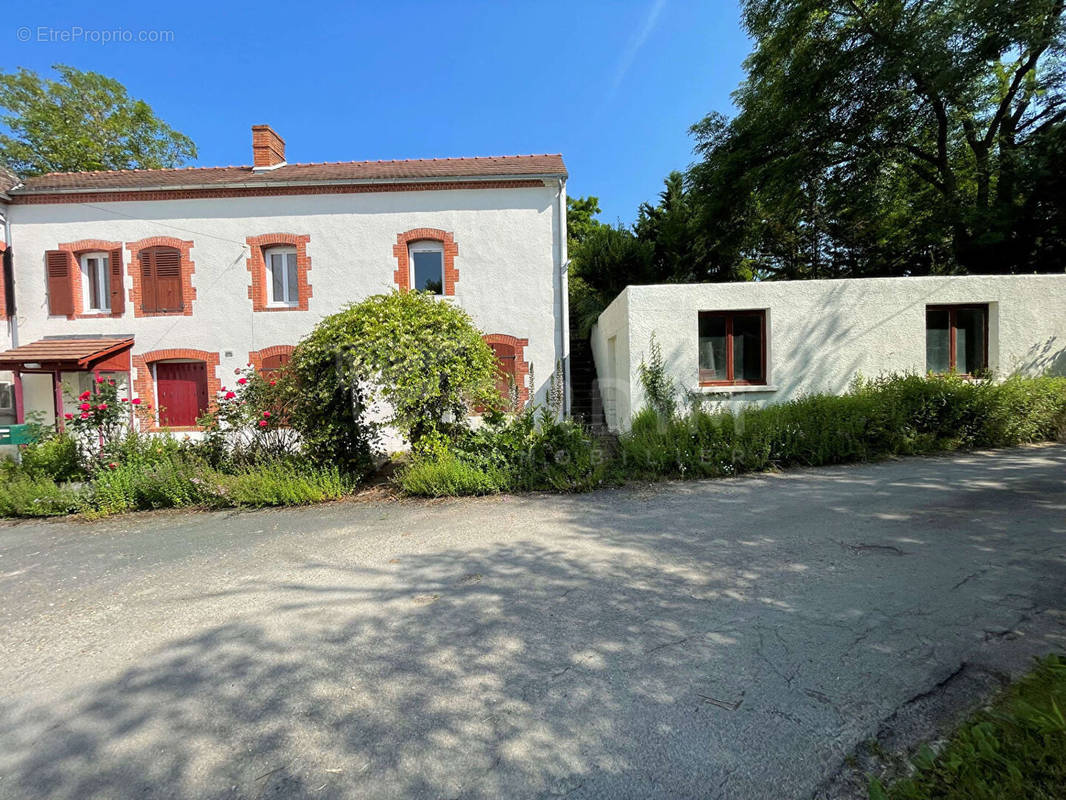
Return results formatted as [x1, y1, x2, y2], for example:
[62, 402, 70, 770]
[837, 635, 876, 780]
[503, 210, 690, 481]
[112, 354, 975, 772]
[4, 1, 750, 225]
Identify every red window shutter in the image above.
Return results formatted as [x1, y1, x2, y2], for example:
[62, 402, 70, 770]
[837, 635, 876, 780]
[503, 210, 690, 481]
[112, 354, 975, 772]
[490, 342, 518, 407]
[261, 353, 290, 372]
[46, 250, 74, 316]
[109, 247, 124, 314]
[139, 248, 158, 313]
[153, 248, 183, 312]
[155, 362, 208, 427]
[139, 246, 183, 313]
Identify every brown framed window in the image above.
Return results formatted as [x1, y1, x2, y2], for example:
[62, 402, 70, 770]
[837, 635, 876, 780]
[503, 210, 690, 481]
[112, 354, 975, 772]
[138, 246, 184, 313]
[698, 310, 767, 385]
[926, 304, 988, 375]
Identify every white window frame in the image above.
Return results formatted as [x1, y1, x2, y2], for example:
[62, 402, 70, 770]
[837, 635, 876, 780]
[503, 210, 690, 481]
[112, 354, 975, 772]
[408, 241, 445, 295]
[264, 246, 299, 307]
[80, 252, 111, 313]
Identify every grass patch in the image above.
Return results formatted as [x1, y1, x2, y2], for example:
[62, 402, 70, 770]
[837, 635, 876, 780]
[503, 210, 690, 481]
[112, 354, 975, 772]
[870, 653, 1066, 800]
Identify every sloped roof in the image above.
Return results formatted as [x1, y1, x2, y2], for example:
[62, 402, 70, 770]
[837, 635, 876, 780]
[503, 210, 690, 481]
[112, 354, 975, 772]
[0, 337, 134, 368]
[10, 154, 568, 194]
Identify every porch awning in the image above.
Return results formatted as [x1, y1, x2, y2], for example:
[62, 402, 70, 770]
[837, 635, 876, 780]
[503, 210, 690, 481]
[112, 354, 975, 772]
[0, 337, 134, 371]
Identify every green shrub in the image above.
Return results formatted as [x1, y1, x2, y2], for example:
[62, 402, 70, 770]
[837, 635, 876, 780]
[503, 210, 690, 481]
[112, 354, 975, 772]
[19, 433, 84, 482]
[399, 408, 605, 495]
[287, 291, 498, 468]
[0, 474, 83, 517]
[872, 653, 1066, 800]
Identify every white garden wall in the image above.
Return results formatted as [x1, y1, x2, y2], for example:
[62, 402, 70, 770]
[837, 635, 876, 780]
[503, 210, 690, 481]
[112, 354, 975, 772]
[591, 274, 1066, 431]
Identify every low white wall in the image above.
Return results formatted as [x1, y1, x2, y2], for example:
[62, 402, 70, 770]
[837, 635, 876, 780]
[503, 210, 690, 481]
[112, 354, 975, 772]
[592, 274, 1066, 431]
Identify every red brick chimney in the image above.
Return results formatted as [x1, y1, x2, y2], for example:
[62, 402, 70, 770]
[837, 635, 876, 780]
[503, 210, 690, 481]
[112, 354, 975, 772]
[252, 125, 285, 169]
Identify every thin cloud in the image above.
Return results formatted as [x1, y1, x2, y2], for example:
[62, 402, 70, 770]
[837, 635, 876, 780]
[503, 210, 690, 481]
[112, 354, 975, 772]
[609, 0, 668, 97]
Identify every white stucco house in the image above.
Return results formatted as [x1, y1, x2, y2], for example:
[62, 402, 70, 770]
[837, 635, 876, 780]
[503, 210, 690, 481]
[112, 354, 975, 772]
[0, 126, 569, 435]
[591, 274, 1066, 431]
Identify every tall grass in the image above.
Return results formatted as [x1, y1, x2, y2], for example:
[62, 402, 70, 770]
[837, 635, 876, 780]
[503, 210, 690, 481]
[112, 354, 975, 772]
[616, 374, 1066, 480]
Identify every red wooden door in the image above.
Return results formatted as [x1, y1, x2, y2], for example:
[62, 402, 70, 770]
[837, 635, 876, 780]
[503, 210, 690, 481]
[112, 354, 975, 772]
[155, 362, 208, 427]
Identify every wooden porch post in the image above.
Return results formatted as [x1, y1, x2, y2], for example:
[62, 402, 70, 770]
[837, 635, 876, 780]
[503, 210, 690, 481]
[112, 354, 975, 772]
[12, 369, 24, 424]
[52, 371, 64, 432]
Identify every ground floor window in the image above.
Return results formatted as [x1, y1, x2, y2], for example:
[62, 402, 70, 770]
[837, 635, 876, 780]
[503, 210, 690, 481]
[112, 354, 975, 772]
[154, 362, 209, 427]
[698, 310, 767, 385]
[926, 304, 988, 375]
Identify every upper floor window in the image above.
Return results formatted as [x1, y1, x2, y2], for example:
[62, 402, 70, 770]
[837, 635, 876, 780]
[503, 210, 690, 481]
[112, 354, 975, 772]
[698, 310, 767, 385]
[409, 241, 444, 294]
[926, 304, 988, 375]
[138, 245, 184, 314]
[265, 247, 299, 307]
[81, 252, 111, 313]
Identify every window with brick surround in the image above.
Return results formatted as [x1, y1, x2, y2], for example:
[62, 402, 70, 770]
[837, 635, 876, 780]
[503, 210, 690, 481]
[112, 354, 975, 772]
[482, 334, 529, 409]
[393, 229, 459, 295]
[246, 234, 311, 312]
[45, 240, 125, 318]
[132, 348, 220, 431]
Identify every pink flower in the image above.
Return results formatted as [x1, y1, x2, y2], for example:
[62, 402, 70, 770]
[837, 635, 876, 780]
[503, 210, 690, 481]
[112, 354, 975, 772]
[108, 462, 117, 470]
[224, 391, 236, 400]
[247, 362, 252, 367]
[79, 402, 91, 411]
[120, 398, 128, 403]
[96, 376, 105, 383]
[234, 368, 241, 375]
[258, 420, 268, 428]
[269, 380, 276, 386]
[79, 412, 89, 420]
[79, 390, 91, 401]
[131, 398, 142, 405]
[97, 403, 108, 411]
[237, 378, 248, 385]
[63, 413, 73, 420]
[262, 411, 271, 418]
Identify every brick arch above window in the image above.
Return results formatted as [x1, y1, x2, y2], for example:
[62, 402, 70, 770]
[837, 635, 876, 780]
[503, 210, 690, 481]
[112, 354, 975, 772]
[392, 228, 459, 295]
[249, 344, 296, 373]
[126, 236, 196, 317]
[483, 333, 530, 410]
[132, 348, 221, 432]
[52, 239, 125, 319]
[246, 234, 312, 312]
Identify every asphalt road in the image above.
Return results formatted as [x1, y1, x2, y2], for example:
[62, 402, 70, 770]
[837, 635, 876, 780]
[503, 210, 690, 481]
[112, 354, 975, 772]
[0, 445, 1064, 800]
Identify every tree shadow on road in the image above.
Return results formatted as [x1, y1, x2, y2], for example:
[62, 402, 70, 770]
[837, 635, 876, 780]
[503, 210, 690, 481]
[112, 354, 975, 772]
[1, 448, 1064, 799]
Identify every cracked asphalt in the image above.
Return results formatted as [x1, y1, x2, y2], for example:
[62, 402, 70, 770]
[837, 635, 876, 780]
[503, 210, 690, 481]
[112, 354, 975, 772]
[0, 445, 1064, 799]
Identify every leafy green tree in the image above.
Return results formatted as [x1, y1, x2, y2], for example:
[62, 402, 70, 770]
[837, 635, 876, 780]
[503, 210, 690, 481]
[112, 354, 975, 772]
[566, 195, 609, 249]
[287, 292, 498, 460]
[690, 0, 1066, 277]
[0, 65, 196, 175]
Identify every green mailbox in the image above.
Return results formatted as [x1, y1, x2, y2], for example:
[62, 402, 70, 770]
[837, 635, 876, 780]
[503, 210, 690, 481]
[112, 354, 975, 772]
[0, 424, 37, 446]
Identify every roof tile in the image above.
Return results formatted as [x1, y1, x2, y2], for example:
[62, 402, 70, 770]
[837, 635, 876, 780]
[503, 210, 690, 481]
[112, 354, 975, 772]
[11, 155, 567, 194]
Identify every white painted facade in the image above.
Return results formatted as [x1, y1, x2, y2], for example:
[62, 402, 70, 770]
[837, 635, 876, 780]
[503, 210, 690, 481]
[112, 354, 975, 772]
[592, 274, 1066, 431]
[0, 178, 568, 435]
